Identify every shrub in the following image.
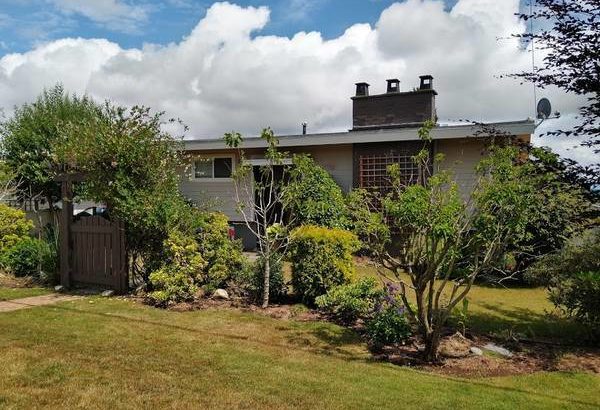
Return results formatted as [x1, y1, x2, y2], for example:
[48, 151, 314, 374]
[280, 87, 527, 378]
[289, 225, 360, 304]
[528, 230, 600, 339]
[252, 256, 286, 303]
[1, 236, 56, 278]
[227, 256, 287, 303]
[365, 305, 412, 348]
[550, 271, 600, 338]
[285, 155, 349, 229]
[526, 230, 600, 286]
[148, 231, 206, 306]
[315, 277, 382, 325]
[0, 204, 33, 253]
[193, 212, 245, 289]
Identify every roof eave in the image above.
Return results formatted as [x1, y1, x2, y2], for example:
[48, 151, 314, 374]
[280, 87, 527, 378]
[184, 120, 536, 151]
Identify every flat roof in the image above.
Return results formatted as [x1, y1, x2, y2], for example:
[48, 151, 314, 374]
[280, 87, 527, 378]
[184, 119, 536, 151]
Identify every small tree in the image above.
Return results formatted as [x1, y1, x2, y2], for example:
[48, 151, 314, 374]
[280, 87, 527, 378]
[1, 84, 102, 206]
[55, 103, 186, 282]
[224, 128, 294, 308]
[352, 122, 533, 362]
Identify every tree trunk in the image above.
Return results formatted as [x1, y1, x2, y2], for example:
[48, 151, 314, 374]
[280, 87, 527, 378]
[423, 330, 441, 363]
[262, 256, 270, 308]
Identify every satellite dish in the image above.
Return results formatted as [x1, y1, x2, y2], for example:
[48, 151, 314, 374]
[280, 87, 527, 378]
[537, 98, 552, 119]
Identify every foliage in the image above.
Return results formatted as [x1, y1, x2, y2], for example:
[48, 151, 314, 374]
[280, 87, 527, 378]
[354, 121, 538, 361]
[285, 154, 349, 229]
[527, 230, 600, 339]
[1, 236, 56, 278]
[0, 203, 33, 253]
[550, 271, 600, 340]
[0, 161, 18, 202]
[289, 225, 360, 304]
[148, 231, 206, 306]
[192, 212, 245, 289]
[365, 284, 412, 348]
[526, 230, 600, 286]
[315, 277, 382, 325]
[346, 189, 390, 252]
[55, 102, 186, 280]
[0, 84, 102, 203]
[224, 128, 292, 307]
[501, 147, 597, 279]
[512, 0, 599, 152]
[250, 256, 286, 303]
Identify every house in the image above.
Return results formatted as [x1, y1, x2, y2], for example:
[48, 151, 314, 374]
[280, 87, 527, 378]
[181, 75, 535, 249]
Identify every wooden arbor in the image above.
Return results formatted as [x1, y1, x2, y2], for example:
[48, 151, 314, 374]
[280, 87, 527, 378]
[57, 173, 128, 293]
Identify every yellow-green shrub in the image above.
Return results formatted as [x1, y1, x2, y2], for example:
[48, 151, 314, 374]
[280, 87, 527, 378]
[193, 211, 245, 289]
[289, 225, 360, 304]
[0, 204, 33, 253]
[148, 231, 206, 306]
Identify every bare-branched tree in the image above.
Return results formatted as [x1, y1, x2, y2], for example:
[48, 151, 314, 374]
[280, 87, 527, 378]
[224, 128, 294, 308]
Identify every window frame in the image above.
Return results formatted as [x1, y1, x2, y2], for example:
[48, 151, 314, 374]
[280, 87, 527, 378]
[192, 155, 235, 181]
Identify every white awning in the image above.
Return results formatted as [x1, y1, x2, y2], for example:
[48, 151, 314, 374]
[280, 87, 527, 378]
[246, 158, 293, 166]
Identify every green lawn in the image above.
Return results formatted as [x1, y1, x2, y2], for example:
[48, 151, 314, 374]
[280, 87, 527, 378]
[0, 286, 52, 301]
[355, 264, 586, 342]
[0, 296, 598, 409]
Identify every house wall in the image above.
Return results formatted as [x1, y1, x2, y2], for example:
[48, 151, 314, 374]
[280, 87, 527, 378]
[180, 136, 530, 249]
[288, 144, 354, 192]
[179, 151, 253, 222]
[180, 139, 490, 218]
[435, 138, 486, 198]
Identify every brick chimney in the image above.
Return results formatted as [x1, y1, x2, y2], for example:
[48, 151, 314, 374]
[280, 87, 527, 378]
[351, 75, 437, 130]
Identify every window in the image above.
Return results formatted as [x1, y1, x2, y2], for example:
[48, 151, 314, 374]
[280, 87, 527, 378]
[194, 157, 233, 179]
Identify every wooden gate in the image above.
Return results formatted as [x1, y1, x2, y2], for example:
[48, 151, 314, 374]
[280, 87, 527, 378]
[58, 173, 128, 293]
[69, 216, 127, 292]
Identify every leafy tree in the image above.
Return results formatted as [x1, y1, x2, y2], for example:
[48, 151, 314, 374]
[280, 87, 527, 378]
[224, 128, 294, 308]
[1, 84, 102, 204]
[528, 230, 600, 340]
[352, 122, 534, 362]
[512, 0, 599, 152]
[285, 154, 349, 228]
[55, 103, 186, 281]
[508, 147, 597, 277]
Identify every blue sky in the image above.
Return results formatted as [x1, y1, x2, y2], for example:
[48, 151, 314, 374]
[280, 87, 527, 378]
[0, 0, 593, 164]
[0, 0, 460, 55]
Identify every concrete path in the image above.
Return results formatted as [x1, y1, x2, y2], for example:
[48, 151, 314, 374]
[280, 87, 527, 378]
[0, 293, 81, 313]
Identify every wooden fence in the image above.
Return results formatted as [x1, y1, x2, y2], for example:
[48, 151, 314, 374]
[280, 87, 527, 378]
[58, 173, 128, 293]
[69, 215, 127, 292]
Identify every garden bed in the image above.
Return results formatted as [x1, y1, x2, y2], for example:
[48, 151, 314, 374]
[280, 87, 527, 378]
[374, 333, 600, 378]
[153, 294, 600, 379]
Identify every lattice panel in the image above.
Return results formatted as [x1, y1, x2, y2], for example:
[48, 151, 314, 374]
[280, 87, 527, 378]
[358, 154, 419, 194]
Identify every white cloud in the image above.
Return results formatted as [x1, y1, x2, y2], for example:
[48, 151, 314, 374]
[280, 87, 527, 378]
[0, 0, 597, 165]
[285, 0, 324, 21]
[49, 0, 152, 33]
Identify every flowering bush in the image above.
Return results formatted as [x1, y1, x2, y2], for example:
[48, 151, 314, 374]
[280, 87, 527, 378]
[365, 283, 412, 348]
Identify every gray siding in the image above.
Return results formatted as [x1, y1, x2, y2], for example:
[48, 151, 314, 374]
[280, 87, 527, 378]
[294, 144, 353, 192]
[435, 138, 486, 198]
[179, 161, 253, 221]
[179, 178, 242, 220]
[179, 144, 354, 222]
